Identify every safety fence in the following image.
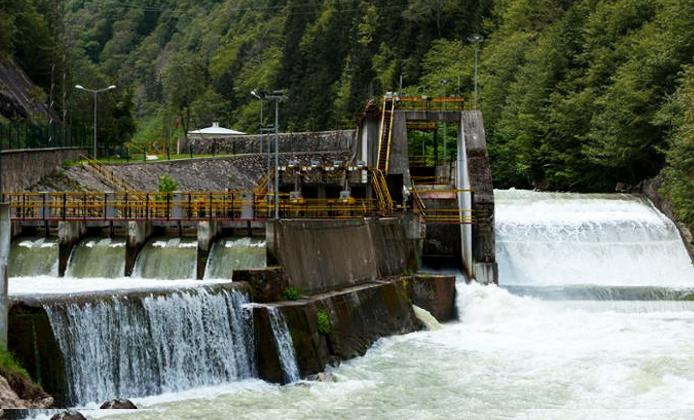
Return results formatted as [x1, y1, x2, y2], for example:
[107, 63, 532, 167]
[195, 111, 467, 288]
[0, 123, 90, 151]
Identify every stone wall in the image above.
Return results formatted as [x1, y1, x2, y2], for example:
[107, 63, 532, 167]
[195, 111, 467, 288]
[179, 130, 357, 156]
[266, 217, 417, 295]
[1, 147, 84, 192]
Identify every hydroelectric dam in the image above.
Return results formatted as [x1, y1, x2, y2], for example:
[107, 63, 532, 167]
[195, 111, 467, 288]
[1, 96, 694, 417]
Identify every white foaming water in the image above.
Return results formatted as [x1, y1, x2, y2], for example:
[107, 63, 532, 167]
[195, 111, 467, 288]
[495, 189, 694, 287]
[267, 307, 300, 383]
[8, 276, 231, 297]
[44, 288, 255, 406]
[92, 283, 694, 419]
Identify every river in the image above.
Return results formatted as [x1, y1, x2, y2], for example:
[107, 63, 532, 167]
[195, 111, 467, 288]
[22, 190, 694, 419]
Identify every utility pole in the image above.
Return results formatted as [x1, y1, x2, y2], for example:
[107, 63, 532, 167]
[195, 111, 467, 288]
[467, 34, 484, 110]
[74, 84, 117, 158]
[265, 90, 287, 220]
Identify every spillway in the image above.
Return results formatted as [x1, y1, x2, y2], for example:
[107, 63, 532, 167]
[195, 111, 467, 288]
[133, 238, 197, 280]
[43, 286, 255, 406]
[267, 307, 300, 383]
[495, 189, 694, 288]
[65, 238, 125, 278]
[204, 237, 267, 279]
[8, 237, 58, 277]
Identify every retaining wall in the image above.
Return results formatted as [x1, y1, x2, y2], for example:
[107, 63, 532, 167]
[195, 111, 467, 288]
[178, 130, 357, 156]
[1, 148, 84, 192]
[266, 217, 417, 295]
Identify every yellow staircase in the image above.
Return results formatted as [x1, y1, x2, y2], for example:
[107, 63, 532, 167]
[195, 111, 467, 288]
[370, 168, 393, 215]
[376, 97, 395, 173]
[80, 155, 136, 192]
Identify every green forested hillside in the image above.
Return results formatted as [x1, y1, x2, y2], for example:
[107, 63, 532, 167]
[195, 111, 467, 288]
[1, 0, 693, 227]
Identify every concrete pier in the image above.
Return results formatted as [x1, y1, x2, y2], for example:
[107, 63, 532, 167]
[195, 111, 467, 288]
[196, 221, 223, 279]
[125, 221, 153, 276]
[57, 221, 86, 277]
[0, 204, 10, 345]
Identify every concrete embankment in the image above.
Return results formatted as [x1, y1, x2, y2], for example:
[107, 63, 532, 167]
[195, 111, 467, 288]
[1, 148, 84, 193]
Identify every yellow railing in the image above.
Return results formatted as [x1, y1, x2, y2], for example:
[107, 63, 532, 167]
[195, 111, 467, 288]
[396, 96, 465, 111]
[370, 168, 393, 215]
[80, 155, 137, 191]
[1, 191, 384, 221]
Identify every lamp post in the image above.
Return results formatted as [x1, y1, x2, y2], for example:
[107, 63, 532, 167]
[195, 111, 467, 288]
[265, 90, 287, 220]
[74, 84, 117, 158]
[251, 89, 270, 156]
[467, 34, 484, 109]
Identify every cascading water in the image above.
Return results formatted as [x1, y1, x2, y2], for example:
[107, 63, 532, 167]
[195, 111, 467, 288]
[44, 287, 255, 405]
[133, 238, 197, 280]
[78, 190, 694, 419]
[65, 238, 125, 278]
[8, 237, 58, 277]
[495, 189, 694, 288]
[204, 237, 267, 279]
[267, 307, 300, 383]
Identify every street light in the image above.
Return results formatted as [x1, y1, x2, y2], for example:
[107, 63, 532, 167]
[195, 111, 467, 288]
[467, 34, 484, 109]
[265, 90, 287, 220]
[74, 84, 117, 158]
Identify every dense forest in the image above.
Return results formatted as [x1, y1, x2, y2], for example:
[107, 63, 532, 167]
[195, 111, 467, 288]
[0, 0, 692, 232]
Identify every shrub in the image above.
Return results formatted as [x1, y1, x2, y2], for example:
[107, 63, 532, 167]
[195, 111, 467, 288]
[281, 287, 300, 301]
[316, 310, 332, 335]
[158, 175, 178, 193]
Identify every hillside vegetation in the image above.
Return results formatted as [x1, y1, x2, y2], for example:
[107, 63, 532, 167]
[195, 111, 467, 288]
[1, 0, 692, 230]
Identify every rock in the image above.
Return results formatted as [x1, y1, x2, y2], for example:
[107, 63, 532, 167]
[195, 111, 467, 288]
[307, 372, 338, 382]
[0, 374, 53, 409]
[50, 410, 87, 420]
[100, 398, 138, 409]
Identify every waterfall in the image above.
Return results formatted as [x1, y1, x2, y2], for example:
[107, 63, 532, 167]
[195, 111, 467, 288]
[65, 238, 125, 278]
[8, 237, 58, 277]
[412, 305, 442, 330]
[204, 237, 267, 279]
[267, 307, 300, 383]
[43, 287, 255, 405]
[495, 190, 694, 288]
[133, 238, 197, 280]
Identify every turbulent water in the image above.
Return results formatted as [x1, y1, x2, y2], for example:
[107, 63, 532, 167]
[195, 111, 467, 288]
[8, 237, 58, 277]
[44, 288, 255, 406]
[133, 238, 197, 280]
[267, 307, 300, 383]
[74, 190, 694, 420]
[495, 189, 694, 287]
[65, 238, 125, 278]
[204, 237, 266, 279]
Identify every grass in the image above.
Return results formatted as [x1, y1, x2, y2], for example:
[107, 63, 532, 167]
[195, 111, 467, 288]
[0, 345, 30, 381]
[63, 153, 240, 167]
[0, 345, 48, 402]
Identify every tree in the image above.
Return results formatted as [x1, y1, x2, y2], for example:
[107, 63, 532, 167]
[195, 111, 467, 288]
[161, 53, 205, 143]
